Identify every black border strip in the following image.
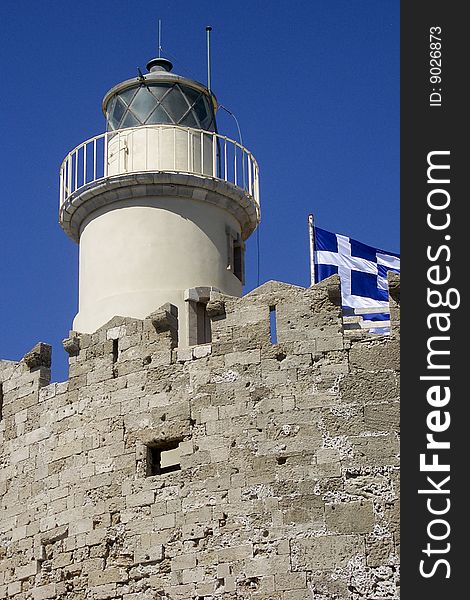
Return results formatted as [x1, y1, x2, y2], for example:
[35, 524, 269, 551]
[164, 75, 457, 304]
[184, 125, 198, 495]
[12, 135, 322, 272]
[401, 3, 466, 597]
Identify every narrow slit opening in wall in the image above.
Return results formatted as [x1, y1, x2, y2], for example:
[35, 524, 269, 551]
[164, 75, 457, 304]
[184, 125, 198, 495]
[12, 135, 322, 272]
[112, 339, 119, 363]
[233, 239, 243, 282]
[0, 382, 3, 420]
[188, 298, 211, 346]
[226, 227, 244, 284]
[269, 306, 277, 344]
[196, 302, 211, 344]
[146, 440, 182, 476]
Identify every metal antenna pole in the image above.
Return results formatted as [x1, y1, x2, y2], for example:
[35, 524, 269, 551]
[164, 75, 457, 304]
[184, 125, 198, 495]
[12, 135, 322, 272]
[158, 19, 162, 57]
[308, 214, 316, 286]
[206, 26, 212, 93]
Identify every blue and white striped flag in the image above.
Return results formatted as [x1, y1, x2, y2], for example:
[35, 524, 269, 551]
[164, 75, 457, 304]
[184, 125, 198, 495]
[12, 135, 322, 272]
[312, 225, 400, 330]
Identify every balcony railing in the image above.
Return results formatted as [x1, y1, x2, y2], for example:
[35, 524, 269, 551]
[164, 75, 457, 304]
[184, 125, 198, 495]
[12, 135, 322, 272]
[59, 124, 260, 214]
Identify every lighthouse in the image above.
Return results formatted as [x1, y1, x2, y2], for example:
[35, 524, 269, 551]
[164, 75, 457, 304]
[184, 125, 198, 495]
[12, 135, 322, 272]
[59, 56, 260, 345]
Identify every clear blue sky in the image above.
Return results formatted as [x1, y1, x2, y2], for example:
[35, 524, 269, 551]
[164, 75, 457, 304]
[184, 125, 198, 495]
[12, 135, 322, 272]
[0, 0, 399, 381]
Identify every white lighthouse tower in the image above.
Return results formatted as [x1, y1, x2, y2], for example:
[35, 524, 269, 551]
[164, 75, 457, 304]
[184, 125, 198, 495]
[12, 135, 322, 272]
[59, 56, 260, 345]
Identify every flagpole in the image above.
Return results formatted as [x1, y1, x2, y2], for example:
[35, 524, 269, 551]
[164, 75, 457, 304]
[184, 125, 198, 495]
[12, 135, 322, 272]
[308, 213, 316, 286]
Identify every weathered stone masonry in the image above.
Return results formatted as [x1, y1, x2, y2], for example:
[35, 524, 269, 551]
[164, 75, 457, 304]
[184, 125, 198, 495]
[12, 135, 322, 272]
[0, 274, 400, 599]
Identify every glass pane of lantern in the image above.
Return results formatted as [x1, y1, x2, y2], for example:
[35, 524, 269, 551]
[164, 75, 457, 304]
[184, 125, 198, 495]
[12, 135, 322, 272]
[179, 110, 198, 128]
[119, 87, 138, 106]
[129, 88, 158, 122]
[112, 97, 126, 128]
[181, 85, 201, 109]
[201, 97, 216, 131]
[193, 95, 210, 128]
[161, 85, 191, 123]
[146, 104, 173, 124]
[106, 97, 117, 130]
[148, 83, 172, 101]
[120, 111, 140, 129]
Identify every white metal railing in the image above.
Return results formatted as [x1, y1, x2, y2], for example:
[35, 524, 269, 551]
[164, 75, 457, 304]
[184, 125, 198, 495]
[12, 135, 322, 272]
[59, 124, 260, 213]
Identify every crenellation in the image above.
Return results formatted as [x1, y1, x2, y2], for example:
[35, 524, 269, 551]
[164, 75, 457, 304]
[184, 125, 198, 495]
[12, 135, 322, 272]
[0, 276, 400, 599]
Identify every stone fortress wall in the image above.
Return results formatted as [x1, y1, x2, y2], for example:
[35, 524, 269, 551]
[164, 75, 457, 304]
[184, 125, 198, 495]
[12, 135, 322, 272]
[0, 274, 400, 600]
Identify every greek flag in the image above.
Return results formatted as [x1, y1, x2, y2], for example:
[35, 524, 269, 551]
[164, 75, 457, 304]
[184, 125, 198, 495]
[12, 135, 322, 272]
[312, 225, 400, 331]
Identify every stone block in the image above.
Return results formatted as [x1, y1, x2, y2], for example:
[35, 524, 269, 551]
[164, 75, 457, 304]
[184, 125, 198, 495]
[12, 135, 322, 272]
[88, 567, 128, 586]
[182, 566, 204, 583]
[10, 445, 29, 465]
[193, 344, 212, 359]
[176, 347, 193, 362]
[274, 571, 307, 591]
[63, 335, 80, 356]
[70, 518, 93, 535]
[151, 512, 176, 530]
[364, 402, 400, 431]
[126, 490, 155, 509]
[7, 582, 21, 596]
[242, 556, 290, 578]
[340, 371, 399, 404]
[106, 326, 126, 340]
[134, 543, 164, 564]
[347, 434, 399, 467]
[316, 448, 340, 464]
[316, 336, 344, 352]
[285, 591, 315, 600]
[322, 407, 366, 437]
[349, 339, 400, 371]
[366, 534, 394, 567]
[279, 495, 325, 525]
[51, 551, 73, 569]
[343, 473, 393, 500]
[292, 535, 364, 570]
[31, 583, 57, 600]
[384, 500, 400, 543]
[217, 544, 253, 562]
[225, 349, 261, 367]
[183, 506, 212, 525]
[23, 343, 52, 370]
[325, 500, 375, 534]
[40, 524, 69, 544]
[15, 560, 39, 580]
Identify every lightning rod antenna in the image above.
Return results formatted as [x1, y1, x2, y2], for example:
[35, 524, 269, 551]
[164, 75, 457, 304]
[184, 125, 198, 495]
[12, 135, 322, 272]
[206, 26, 212, 93]
[158, 19, 162, 58]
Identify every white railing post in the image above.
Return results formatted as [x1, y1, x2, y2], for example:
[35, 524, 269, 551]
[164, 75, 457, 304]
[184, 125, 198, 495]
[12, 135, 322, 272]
[255, 164, 260, 209]
[234, 145, 237, 186]
[74, 150, 78, 192]
[187, 129, 190, 172]
[242, 149, 246, 189]
[248, 156, 252, 196]
[212, 132, 217, 177]
[59, 165, 64, 209]
[104, 133, 108, 178]
[67, 155, 71, 198]
[200, 131, 204, 174]
[93, 138, 97, 181]
[189, 130, 193, 172]
[83, 143, 87, 186]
